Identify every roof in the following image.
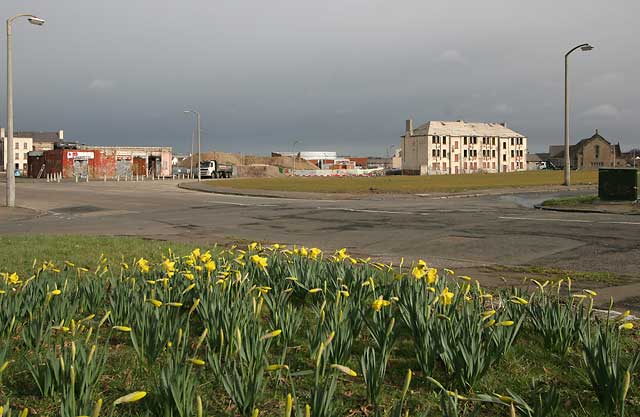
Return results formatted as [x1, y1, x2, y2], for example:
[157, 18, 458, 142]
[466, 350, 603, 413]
[14, 131, 62, 143]
[551, 130, 615, 158]
[411, 120, 525, 138]
[527, 153, 549, 162]
[548, 145, 564, 158]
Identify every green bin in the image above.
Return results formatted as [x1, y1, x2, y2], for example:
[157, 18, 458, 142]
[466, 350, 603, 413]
[598, 168, 638, 201]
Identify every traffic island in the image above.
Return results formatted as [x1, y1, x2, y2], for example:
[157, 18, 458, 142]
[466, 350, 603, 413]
[536, 196, 640, 215]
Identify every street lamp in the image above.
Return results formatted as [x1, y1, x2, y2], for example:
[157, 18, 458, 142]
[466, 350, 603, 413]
[291, 140, 301, 175]
[564, 43, 594, 186]
[184, 110, 201, 181]
[5, 13, 45, 207]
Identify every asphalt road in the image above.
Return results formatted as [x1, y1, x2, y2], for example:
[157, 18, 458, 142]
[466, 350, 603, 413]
[0, 179, 637, 274]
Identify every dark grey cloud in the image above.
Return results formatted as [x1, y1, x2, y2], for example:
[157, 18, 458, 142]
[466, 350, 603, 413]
[1, 0, 639, 154]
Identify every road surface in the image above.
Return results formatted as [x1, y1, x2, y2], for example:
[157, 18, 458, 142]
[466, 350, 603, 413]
[0, 179, 636, 274]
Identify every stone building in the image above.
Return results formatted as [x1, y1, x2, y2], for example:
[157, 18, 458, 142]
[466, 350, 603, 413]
[549, 130, 623, 169]
[401, 119, 527, 175]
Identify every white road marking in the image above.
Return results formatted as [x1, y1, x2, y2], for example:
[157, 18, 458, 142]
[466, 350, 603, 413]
[205, 201, 279, 207]
[208, 192, 339, 203]
[321, 207, 415, 215]
[499, 216, 592, 223]
[499, 216, 640, 226]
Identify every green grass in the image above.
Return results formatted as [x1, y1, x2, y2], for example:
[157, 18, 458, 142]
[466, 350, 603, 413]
[0, 235, 198, 276]
[210, 170, 598, 194]
[541, 195, 599, 207]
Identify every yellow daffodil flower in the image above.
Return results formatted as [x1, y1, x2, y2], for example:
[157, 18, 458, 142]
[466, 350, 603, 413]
[250, 255, 268, 269]
[440, 287, 454, 305]
[113, 391, 147, 405]
[427, 268, 438, 284]
[619, 323, 634, 330]
[371, 296, 391, 312]
[330, 364, 358, 377]
[136, 258, 150, 274]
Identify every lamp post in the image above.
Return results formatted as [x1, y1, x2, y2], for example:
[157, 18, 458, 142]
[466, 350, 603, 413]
[184, 110, 201, 181]
[189, 127, 194, 178]
[291, 140, 301, 175]
[5, 14, 45, 207]
[564, 43, 594, 186]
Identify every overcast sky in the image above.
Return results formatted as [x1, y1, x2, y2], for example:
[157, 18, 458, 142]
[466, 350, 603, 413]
[1, 0, 639, 155]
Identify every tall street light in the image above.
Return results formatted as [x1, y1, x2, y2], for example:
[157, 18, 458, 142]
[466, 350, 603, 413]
[189, 127, 194, 178]
[564, 43, 594, 186]
[5, 14, 45, 207]
[184, 110, 201, 181]
[291, 139, 301, 175]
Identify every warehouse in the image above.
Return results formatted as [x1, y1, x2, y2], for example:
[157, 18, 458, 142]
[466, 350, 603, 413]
[27, 146, 172, 179]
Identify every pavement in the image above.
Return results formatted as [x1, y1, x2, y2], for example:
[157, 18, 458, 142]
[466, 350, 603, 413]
[0, 179, 639, 310]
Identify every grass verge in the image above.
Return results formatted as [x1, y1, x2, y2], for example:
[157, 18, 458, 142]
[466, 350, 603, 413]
[0, 235, 198, 276]
[541, 195, 599, 206]
[210, 170, 598, 194]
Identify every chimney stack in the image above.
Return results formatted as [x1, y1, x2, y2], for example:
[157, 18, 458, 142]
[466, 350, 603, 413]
[405, 119, 413, 136]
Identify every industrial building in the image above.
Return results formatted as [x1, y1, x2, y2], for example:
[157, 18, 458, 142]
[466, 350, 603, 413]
[401, 119, 527, 175]
[0, 128, 64, 173]
[27, 146, 172, 179]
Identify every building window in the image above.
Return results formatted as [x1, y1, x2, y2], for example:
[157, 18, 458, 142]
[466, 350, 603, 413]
[492, 137, 496, 146]
[442, 136, 447, 145]
[463, 137, 468, 145]
[432, 149, 437, 157]
[455, 141, 459, 149]
[474, 150, 478, 157]
[15, 152, 19, 160]
[502, 142, 506, 149]
[23, 142, 28, 150]
[464, 150, 468, 158]
[15, 142, 19, 149]
[511, 150, 515, 157]
[510, 138, 514, 146]
[454, 154, 459, 162]
[492, 150, 496, 158]
[442, 150, 447, 158]
[503, 154, 506, 162]
[443, 162, 447, 171]
[595, 145, 600, 159]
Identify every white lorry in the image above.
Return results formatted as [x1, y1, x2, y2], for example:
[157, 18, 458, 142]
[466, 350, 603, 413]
[199, 160, 233, 178]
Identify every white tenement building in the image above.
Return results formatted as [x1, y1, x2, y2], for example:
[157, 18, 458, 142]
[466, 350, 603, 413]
[401, 119, 527, 175]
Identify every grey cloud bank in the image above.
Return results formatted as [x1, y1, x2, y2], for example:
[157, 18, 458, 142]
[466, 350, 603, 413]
[1, 0, 639, 154]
